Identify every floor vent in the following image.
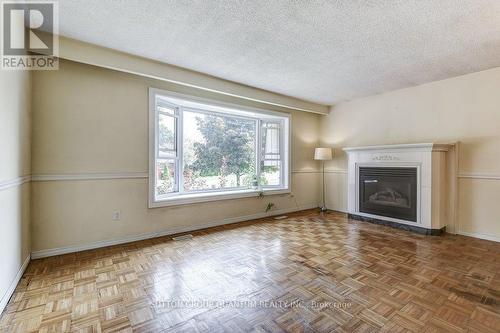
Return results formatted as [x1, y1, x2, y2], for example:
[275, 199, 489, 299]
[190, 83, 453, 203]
[172, 234, 194, 241]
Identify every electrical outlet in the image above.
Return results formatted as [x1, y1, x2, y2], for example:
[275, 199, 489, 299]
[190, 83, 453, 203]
[112, 210, 121, 221]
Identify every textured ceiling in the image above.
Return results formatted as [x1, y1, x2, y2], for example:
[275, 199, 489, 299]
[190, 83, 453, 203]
[57, 0, 500, 105]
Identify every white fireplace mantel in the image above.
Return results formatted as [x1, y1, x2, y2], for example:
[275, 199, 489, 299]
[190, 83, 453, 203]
[343, 143, 452, 153]
[343, 143, 456, 232]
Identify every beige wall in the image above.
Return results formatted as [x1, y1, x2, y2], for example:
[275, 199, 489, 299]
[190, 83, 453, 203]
[321, 66, 500, 240]
[28, 58, 500, 253]
[0, 71, 31, 308]
[31, 60, 321, 252]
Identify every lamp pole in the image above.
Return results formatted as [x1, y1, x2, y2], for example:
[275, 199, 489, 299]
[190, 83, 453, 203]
[321, 160, 327, 212]
[314, 147, 332, 213]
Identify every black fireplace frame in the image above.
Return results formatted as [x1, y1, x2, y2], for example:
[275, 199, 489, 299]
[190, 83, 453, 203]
[357, 165, 419, 223]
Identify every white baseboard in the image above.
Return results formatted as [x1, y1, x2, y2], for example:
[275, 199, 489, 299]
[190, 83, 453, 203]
[0, 254, 30, 315]
[31, 204, 317, 259]
[329, 208, 348, 214]
[456, 230, 500, 243]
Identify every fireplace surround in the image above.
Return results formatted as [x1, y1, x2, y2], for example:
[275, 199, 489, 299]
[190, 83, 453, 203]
[343, 143, 457, 235]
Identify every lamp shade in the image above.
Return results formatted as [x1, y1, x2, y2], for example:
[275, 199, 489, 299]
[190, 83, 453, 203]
[314, 147, 333, 160]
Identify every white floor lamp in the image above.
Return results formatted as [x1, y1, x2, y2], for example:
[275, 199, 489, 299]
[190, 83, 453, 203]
[314, 147, 333, 212]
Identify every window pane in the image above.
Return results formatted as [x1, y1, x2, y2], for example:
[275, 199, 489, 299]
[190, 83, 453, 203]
[182, 110, 256, 191]
[261, 121, 282, 186]
[263, 122, 280, 156]
[158, 113, 175, 156]
[156, 159, 176, 195]
[261, 160, 281, 186]
[157, 99, 176, 115]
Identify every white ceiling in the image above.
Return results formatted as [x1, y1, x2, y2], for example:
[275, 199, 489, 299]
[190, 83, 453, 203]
[57, 0, 500, 105]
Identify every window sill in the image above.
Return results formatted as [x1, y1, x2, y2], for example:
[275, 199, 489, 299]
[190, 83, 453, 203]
[149, 188, 290, 208]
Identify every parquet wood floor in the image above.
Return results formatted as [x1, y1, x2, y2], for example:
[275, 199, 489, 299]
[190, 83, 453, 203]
[1, 210, 500, 332]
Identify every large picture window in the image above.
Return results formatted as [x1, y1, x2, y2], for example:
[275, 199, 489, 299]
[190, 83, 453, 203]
[149, 88, 290, 207]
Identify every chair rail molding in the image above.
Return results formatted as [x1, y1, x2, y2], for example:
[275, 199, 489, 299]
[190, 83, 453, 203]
[0, 175, 32, 191]
[31, 172, 148, 182]
[31, 170, 340, 182]
[458, 172, 500, 180]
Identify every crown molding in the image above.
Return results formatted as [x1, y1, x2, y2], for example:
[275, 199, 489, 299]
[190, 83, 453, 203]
[54, 36, 329, 115]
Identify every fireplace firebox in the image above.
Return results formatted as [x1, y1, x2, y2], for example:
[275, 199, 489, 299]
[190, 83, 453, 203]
[358, 167, 417, 222]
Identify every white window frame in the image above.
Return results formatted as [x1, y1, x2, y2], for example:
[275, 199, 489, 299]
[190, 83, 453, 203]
[149, 88, 291, 208]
